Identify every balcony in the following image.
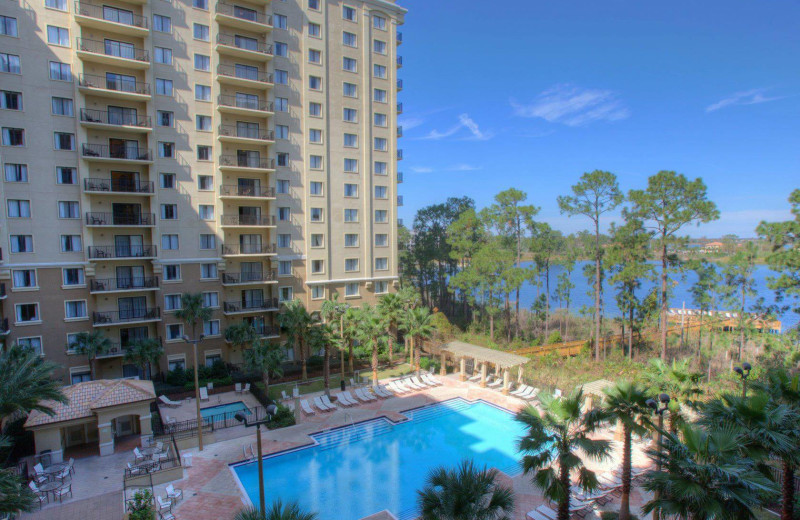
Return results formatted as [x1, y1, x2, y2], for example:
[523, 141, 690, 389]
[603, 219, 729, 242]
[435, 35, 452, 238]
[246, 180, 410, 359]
[398, 218, 404, 227]
[215, 2, 272, 32]
[0, 318, 9, 336]
[87, 244, 157, 259]
[0, 283, 6, 300]
[74, 2, 149, 36]
[254, 324, 279, 338]
[397, 126, 403, 138]
[90, 276, 159, 293]
[397, 79, 403, 91]
[396, 56, 403, 68]
[223, 298, 279, 315]
[397, 32, 403, 45]
[221, 271, 277, 285]
[76, 38, 150, 69]
[92, 307, 161, 326]
[220, 215, 276, 228]
[81, 144, 152, 163]
[80, 109, 151, 132]
[85, 212, 155, 227]
[219, 155, 275, 172]
[217, 64, 273, 89]
[221, 243, 277, 256]
[397, 195, 404, 206]
[217, 95, 273, 117]
[397, 171, 403, 183]
[216, 33, 272, 61]
[397, 102, 403, 114]
[219, 185, 276, 199]
[218, 125, 274, 145]
[397, 149, 404, 160]
[84, 178, 154, 196]
[78, 73, 150, 101]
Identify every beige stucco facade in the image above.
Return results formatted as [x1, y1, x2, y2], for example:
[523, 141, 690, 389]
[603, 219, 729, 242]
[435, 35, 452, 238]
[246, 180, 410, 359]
[0, 0, 405, 381]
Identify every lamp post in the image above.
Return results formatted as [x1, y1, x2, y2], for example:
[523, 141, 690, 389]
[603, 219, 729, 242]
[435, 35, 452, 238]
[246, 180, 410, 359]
[182, 334, 206, 451]
[647, 393, 671, 520]
[236, 405, 277, 514]
[733, 362, 752, 398]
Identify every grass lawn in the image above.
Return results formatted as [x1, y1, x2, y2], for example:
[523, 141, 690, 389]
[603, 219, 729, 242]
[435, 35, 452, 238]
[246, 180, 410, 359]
[263, 363, 418, 400]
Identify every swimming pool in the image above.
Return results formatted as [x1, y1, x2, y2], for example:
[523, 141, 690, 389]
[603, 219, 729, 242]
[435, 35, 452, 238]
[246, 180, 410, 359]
[200, 401, 251, 419]
[231, 398, 527, 520]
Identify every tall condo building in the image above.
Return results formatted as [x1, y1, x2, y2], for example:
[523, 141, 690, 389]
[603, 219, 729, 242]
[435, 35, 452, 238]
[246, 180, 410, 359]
[0, 0, 405, 383]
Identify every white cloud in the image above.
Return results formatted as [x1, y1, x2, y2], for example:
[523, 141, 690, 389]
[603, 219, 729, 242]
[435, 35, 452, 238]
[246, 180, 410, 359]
[410, 164, 481, 174]
[421, 113, 493, 141]
[706, 88, 785, 112]
[511, 84, 630, 127]
[410, 166, 434, 173]
[398, 115, 425, 131]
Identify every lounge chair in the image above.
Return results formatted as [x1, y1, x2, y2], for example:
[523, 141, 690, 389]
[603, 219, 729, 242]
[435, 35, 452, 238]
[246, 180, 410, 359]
[468, 374, 481, 382]
[385, 382, 404, 394]
[55, 482, 72, 502]
[321, 395, 339, 409]
[207, 382, 213, 390]
[535, 505, 557, 520]
[166, 484, 182, 502]
[354, 388, 374, 402]
[164, 415, 177, 425]
[29, 481, 48, 507]
[235, 383, 243, 394]
[511, 384, 531, 396]
[392, 380, 412, 392]
[313, 396, 333, 412]
[403, 378, 425, 390]
[553, 388, 563, 398]
[156, 496, 172, 513]
[292, 387, 300, 398]
[281, 390, 290, 400]
[300, 400, 315, 415]
[338, 391, 357, 406]
[242, 383, 250, 393]
[159, 395, 181, 408]
[487, 378, 504, 389]
[422, 374, 442, 386]
[410, 376, 430, 388]
[373, 385, 392, 398]
[199, 387, 209, 401]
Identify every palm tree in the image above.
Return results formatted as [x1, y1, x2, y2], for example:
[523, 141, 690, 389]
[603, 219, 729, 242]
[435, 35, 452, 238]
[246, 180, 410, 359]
[243, 340, 285, 396]
[516, 389, 611, 520]
[225, 322, 259, 359]
[354, 305, 387, 386]
[68, 330, 112, 380]
[417, 459, 515, 520]
[602, 381, 651, 520]
[279, 300, 313, 380]
[123, 337, 163, 380]
[234, 500, 317, 520]
[642, 423, 777, 519]
[397, 286, 421, 356]
[308, 324, 333, 397]
[377, 293, 403, 362]
[341, 307, 360, 376]
[645, 358, 703, 432]
[320, 294, 349, 378]
[401, 306, 435, 376]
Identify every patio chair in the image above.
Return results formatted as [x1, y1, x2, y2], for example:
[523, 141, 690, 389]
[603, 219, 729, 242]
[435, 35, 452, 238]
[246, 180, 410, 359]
[242, 383, 250, 393]
[67, 457, 75, 476]
[32, 463, 47, 484]
[384, 382, 404, 395]
[356, 388, 377, 402]
[207, 382, 214, 390]
[166, 483, 183, 502]
[300, 400, 315, 415]
[321, 395, 339, 409]
[29, 481, 48, 508]
[56, 467, 70, 481]
[55, 482, 73, 502]
[394, 380, 414, 392]
[403, 378, 425, 390]
[468, 373, 482, 382]
[535, 505, 557, 520]
[164, 415, 177, 425]
[160, 512, 176, 520]
[126, 462, 145, 476]
[133, 447, 146, 463]
[235, 383, 243, 394]
[338, 391, 357, 406]
[157, 495, 172, 513]
[526, 510, 549, 520]
[159, 395, 181, 408]
[281, 390, 290, 400]
[313, 396, 332, 412]
[199, 387, 209, 401]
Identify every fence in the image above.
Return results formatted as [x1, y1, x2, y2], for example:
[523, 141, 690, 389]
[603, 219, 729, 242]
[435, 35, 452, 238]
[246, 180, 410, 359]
[152, 403, 277, 438]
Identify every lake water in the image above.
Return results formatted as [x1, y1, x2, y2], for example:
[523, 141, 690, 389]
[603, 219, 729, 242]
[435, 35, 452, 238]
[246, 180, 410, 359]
[517, 261, 798, 333]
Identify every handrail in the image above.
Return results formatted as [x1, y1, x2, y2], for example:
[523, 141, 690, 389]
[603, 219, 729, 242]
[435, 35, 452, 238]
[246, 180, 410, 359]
[220, 215, 276, 227]
[79, 73, 150, 95]
[218, 125, 274, 141]
[93, 307, 161, 325]
[221, 270, 277, 284]
[87, 245, 157, 259]
[74, 2, 148, 28]
[80, 109, 151, 128]
[217, 33, 272, 54]
[84, 178, 154, 194]
[85, 212, 155, 226]
[219, 155, 275, 169]
[90, 276, 159, 292]
[221, 243, 276, 255]
[223, 298, 279, 313]
[217, 64, 273, 84]
[216, 2, 272, 26]
[82, 144, 152, 161]
[76, 37, 150, 62]
[217, 94, 272, 112]
[219, 184, 275, 198]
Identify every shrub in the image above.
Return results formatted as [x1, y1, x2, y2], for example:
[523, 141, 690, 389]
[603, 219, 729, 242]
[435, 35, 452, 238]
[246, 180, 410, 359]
[128, 489, 155, 520]
[165, 367, 190, 387]
[266, 404, 296, 430]
[306, 355, 324, 369]
[546, 330, 563, 344]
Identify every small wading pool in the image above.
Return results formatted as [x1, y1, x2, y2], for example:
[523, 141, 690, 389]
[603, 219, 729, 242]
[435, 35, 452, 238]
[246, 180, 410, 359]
[200, 400, 252, 419]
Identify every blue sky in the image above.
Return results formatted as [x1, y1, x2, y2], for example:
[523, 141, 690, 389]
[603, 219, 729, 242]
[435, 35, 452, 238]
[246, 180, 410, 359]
[395, 0, 800, 237]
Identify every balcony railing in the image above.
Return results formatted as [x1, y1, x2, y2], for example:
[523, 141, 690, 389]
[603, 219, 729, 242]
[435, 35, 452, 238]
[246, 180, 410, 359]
[221, 243, 276, 255]
[397, 171, 404, 183]
[397, 149, 404, 160]
[217, 33, 272, 54]
[253, 324, 279, 337]
[85, 212, 155, 226]
[75, 2, 148, 28]
[397, 32, 403, 44]
[397, 102, 403, 114]
[220, 214, 276, 227]
[217, 64, 273, 84]
[87, 244, 156, 259]
[82, 144, 151, 161]
[216, 2, 272, 26]
[397, 79, 403, 90]
[93, 307, 160, 325]
[397, 195, 404, 206]
[79, 73, 150, 95]
[396, 56, 403, 67]
[90, 276, 159, 292]
[77, 38, 149, 62]
[397, 126, 403, 137]
[218, 125, 274, 141]
[219, 155, 274, 169]
[220, 185, 275, 198]
[84, 178, 154, 194]
[223, 298, 278, 313]
[221, 271, 276, 284]
[217, 95, 272, 112]
[80, 109, 151, 128]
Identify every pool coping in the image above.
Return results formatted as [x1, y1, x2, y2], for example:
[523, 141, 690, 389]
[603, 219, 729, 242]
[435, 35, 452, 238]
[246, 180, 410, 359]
[199, 400, 251, 416]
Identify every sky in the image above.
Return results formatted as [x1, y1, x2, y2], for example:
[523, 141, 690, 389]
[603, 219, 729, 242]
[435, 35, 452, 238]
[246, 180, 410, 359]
[394, 0, 800, 238]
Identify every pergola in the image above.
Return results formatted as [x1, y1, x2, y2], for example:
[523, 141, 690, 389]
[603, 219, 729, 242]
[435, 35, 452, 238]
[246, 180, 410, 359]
[435, 341, 530, 395]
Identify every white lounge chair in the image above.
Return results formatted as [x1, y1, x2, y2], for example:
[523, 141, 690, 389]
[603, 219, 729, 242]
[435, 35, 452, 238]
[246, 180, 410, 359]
[468, 374, 481, 382]
[526, 510, 549, 520]
[373, 385, 392, 398]
[234, 383, 243, 394]
[403, 378, 425, 390]
[300, 400, 315, 415]
[207, 382, 213, 390]
[242, 383, 250, 393]
[511, 384, 531, 396]
[487, 378, 504, 389]
[164, 415, 177, 425]
[338, 391, 358, 406]
[159, 395, 181, 408]
[422, 374, 442, 386]
[385, 382, 404, 394]
[536, 505, 557, 520]
[281, 390, 290, 400]
[354, 388, 374, 402]
[409, 376, 429, 388]
[392, 380, 411, 392]
[199, 387, 209, 401]
[313, 396, 333, 412]
[292, 387, 300, 398]
[166, 484, 182, 502]
[321, 395, 339, 409]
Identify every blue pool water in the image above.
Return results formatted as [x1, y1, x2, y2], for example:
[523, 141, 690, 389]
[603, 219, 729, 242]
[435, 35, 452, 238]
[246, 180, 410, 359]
[231, 399, 527, 520]
[200, 401, 251, 419]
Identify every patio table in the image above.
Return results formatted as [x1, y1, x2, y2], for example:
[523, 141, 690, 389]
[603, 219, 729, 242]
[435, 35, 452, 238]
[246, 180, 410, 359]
[37, 481, 63, 499]
[42, 463, 69, 479]
[140, 446, 162, 457]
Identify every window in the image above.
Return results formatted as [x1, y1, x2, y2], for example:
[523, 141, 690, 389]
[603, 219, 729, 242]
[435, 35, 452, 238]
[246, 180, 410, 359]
[343, 108, 358, 122]
[200, 234, 216, 249]
[160, 173, 176, 188]
[275, 69, 288, 84]
[278, 207, 290, 221]
[310, 208, 323, 222]
[158, 142, 175, 158]
[7, 199, 31, 218]
[63, 268, 85, 285]
[309, 155, 323, 169]
[164, 294, 182, 311]
[345, 283, 359, 297]
[56, 166, 77, 184]
[197, 145, 211, 161]
[156, 78, 173, 96]
[47, 26, 69, 46]
[274, 42, 288, 57]
[375, 186, 388, 199]
[311, 286, 325, 299]
[375, 281, 389, 294]
[1, 91, 21, 110]
[278, 260, 292, 276]
[168, 357, 186, 371]
[274, 14, 287, 29]
[308, 0, 319, 10]
[166, 323, 183, 341]
[279, 286, 293, 302]
[51, 97, 73, 116]
[374, 137, 388, 151]
[161, 234, 179, 250]
[344, 133, 358, 147]
[311, 259, 323, 274]
[308, 22, 320, 37]
[275, 125, 289, 139]
[275, 97, 288, 112]
[161, 204, 177, 220]
[374, 113, 387, 127]
[4, 164, 27, 182]
[344, 233, 359, 247]
[374, 161, 388, 175]
[164, 264, 181, 281]
[203, 319, 220, 336]
[310, 181, 323, 195]
[204, 352, 222, 367]
[198, 175, 213, 190]
[374, 88, 387, 102]
[375, 233, 388, 247]
[344, 209, 358, 222]
[343, 57, 357, 72]
[157, 111, 173, 127]
[375, 210, 388, 223]
[343, 83, 358, 98]
[58, 201, 80, 219]
[61, 235, 82, 252]
[2, 128, 24, 146]
[194, 54, 210, 71]
[373, 40, 387, 54]
[277, 152, 289, 166]
[344, 183, 358, 197]
[15, 303, 40, 323]
[196, 115, 212, 131]
[154, 47, 173, 64]
[54, 132, 75, 150]
[375, 257, 388, 270]
[17, 337, 42, 356]
[310, 234, 324, 247]
[0, 16, 18, 37]
[1, 53, 21, 74]
[309, 129, 323, 143]
[342, 5, 356, 21]
[12, 269, 36, 288]
[201, 263, 217, 279]
[10, 235, 33, 253]
[49, 61, 71, 81]
[153, 14, 171, 33]
[277, 234, 291, 248]
[373, 15, 386, 30]
[277, 179, 289, 194]
[308, 49, 321, 64]
[64, 300, 87, 319]
[199, 205, 215, 220]
[343, 31, 357, 47]
[374, 64, 387, 79]
[309, 102, 322, 117]
[345, 258, 359, 272]
[309, 76, 322, 90]
[344, 158, 358, 173]
[194, 0, 208, 9]
[195, 84, 211, 101]
[193, 23, 209, 41]
[70, 368, 91, 384]
[46, 0, 67, 9]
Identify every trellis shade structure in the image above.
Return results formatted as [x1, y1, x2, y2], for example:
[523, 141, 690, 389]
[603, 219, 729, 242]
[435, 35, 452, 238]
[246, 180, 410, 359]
[438, 341, 530, 369]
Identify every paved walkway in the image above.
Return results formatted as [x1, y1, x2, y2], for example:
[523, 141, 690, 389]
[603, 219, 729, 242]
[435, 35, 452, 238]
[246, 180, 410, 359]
[20, 491, 124, 520]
